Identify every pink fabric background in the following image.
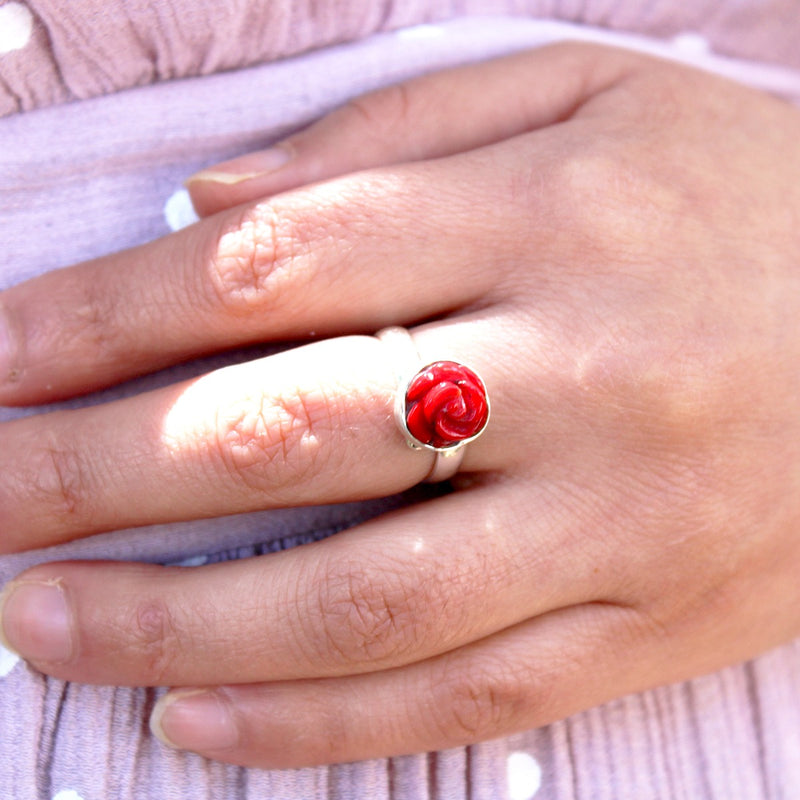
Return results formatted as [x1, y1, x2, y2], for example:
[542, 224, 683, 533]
[2, 3, 800, 799]
[2, 0, 800, 116]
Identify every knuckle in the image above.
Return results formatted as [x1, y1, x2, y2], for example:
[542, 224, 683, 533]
[429, 658, 538, 743]
[209, 387, 332, 492]
[339, 82, 414, 143]
[205, 203, 307, 314]
[628, 66, 693, 125]
[543, 149, 678, 262]
[30, 439, 93, 526]
[129, 598, 181, 684]
[551, 152, 623, 232]
[70, 280, 124, 361]
[305, 558, 432, 668]
[0, 430, 96, 549]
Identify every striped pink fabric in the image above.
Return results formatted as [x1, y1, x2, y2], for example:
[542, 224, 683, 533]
[1, 3, 800, 799]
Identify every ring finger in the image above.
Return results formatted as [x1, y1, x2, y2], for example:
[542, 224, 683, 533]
[0, 316, 525, 551]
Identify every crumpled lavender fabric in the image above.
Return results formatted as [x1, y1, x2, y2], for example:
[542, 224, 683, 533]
[2, 7, 800, 800]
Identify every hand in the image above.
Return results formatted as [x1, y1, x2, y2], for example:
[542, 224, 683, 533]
[1, 43, 800, 768]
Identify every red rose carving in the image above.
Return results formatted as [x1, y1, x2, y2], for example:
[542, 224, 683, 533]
[404, 361, 489, 448]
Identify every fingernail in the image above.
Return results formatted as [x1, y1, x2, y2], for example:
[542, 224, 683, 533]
[186, 145, 292, 186]
[0, 579, 75, 663]
[151, 689, 239, 752]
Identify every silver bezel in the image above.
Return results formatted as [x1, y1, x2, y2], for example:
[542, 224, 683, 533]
[394, 361, 491, 453]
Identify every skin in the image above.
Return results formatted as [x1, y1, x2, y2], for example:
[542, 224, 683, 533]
[1, 43, 800, 767]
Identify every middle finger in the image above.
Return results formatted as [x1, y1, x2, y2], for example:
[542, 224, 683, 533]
[0, 155, 510, 406]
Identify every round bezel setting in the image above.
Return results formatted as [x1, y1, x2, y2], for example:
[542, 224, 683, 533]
[396, 360, 490, 452]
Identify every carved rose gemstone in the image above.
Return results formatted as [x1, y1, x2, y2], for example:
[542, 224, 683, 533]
[404, 361, 489, 449]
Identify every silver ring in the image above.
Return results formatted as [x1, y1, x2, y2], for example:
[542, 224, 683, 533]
[376, 326, 490, 482]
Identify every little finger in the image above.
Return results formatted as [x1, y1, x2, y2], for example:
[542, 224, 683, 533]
[149, 602, 656, 767]
[187, 43, 638, 215]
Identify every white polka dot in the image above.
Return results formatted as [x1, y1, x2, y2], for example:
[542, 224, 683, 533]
[164, 188, 199, 232]
[0, 643, 21, 677]
[507, 751, 542, 800]
[170, 554, 208, 567]
[52, 791, 85, 800]
[0, 2, 34, 54]
[397, 23, 445, 40]
[671, 32, 712, 56]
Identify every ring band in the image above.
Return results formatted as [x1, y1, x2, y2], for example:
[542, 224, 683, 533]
[376, 326, 490, 482]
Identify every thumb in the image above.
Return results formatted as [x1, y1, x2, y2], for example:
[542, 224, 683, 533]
[186, 42, 637, 217]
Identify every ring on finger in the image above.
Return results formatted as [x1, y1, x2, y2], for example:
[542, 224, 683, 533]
[376, 326, 490, 482]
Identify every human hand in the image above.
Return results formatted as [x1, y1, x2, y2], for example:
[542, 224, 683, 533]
[1, 43, 800, 767]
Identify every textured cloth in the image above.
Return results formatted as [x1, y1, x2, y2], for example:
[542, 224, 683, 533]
[1, 0, 800, 117]
[2, 4, 800, 800]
